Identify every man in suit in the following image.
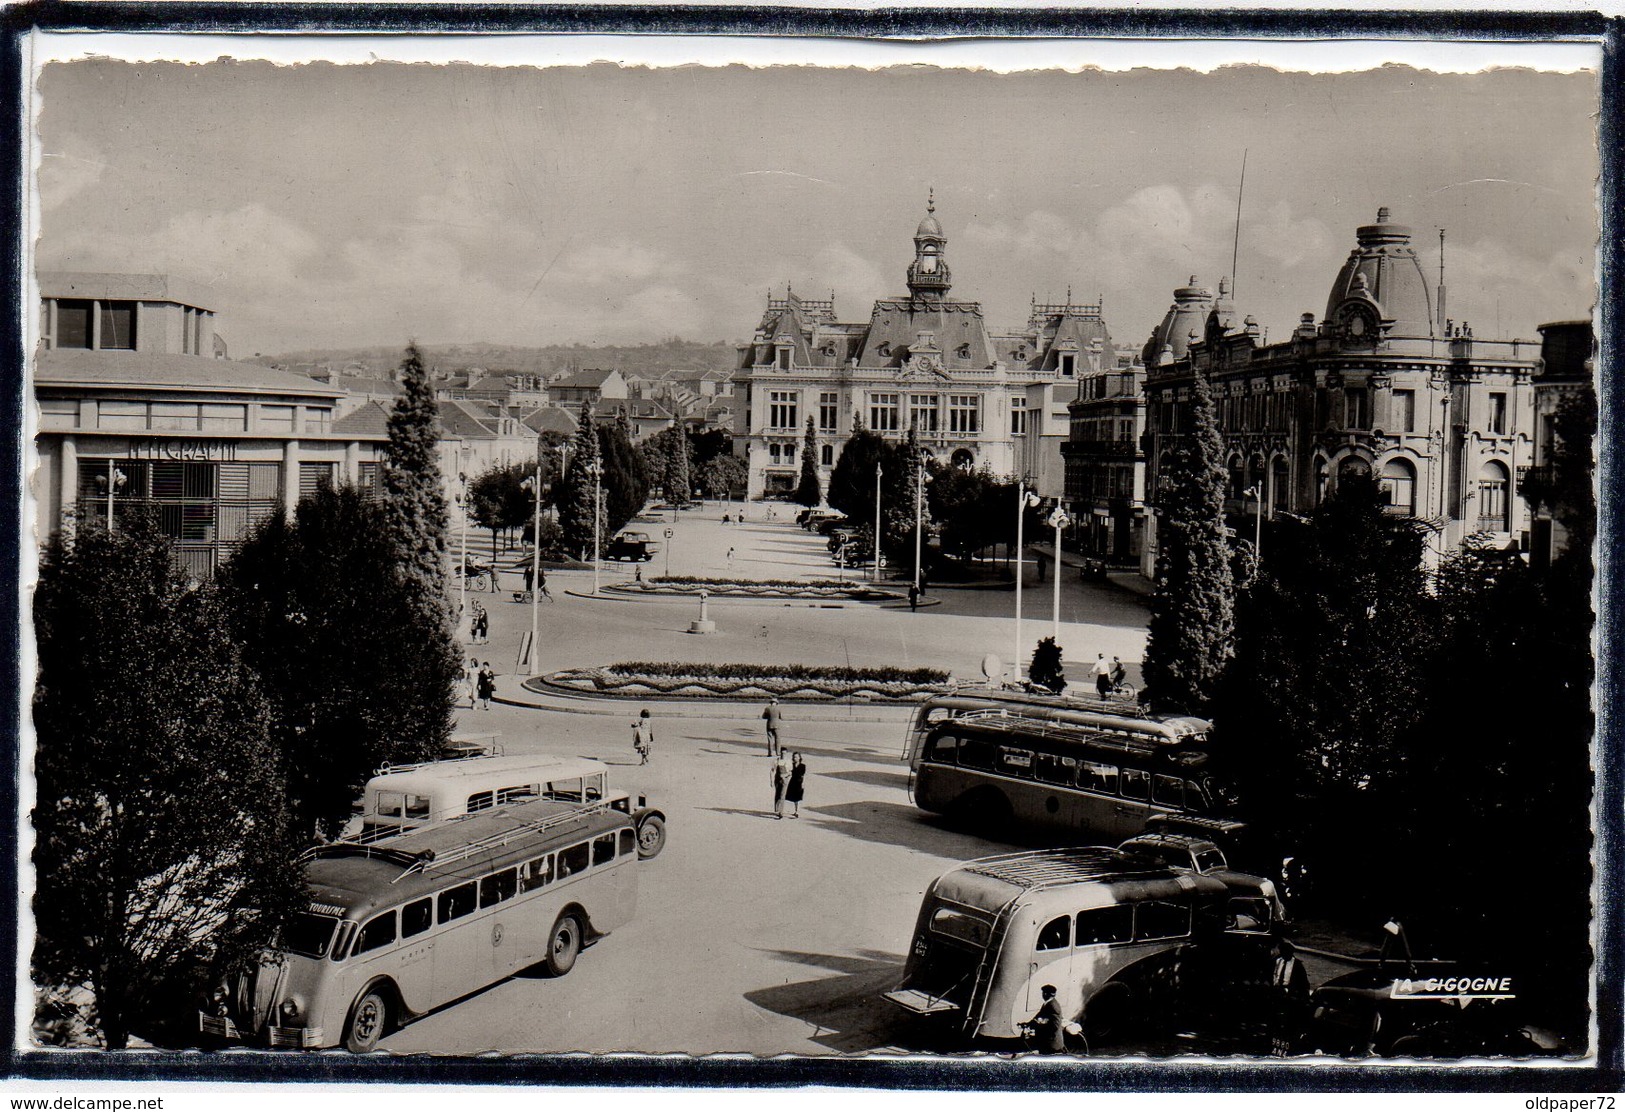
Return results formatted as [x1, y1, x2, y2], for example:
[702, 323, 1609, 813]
[1268, 937, 1311, 1055]
[1024, 984, 1067, 1054]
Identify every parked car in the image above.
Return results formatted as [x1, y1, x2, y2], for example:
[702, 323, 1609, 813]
[1079, 555, 1109, 580]
[816, 516, 853, 537]
[604, 532, 661, 562]
[803, 510, 844, 531]
[1117, 831, 1286, 927]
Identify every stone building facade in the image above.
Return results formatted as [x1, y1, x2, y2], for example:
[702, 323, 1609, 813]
[734, 198, 1120, 501]
[1141, 209, 1543, 577]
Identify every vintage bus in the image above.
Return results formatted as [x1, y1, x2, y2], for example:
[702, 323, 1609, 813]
[355, 753, 667, 859]
[903, 691, 1239, 845]
[882, 847, 1277, 1044]
[200, 797, 640, 1052]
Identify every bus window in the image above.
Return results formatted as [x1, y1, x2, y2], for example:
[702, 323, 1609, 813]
[352, 911, 397, 957]
[928, 906, 992, 948]
[592, 833, 616, 866]
[587, 775, 605, 802]
[468, 790, 495, 813]
[497, 784, 537, 805]
[1194, 848, 1226, 873]
[480, 868, 518, 908]
[401, 898, 432, 939]
[558, 842, 590, 879]
[1184, 780, 1209, 813]
[923, 732, 961, 764]
[1227, 897, 1271, 934]
[1036, 915, 1071, 951]
[958, 737, 996, 771]
[286, 912, 341, 959]
[404, 793, 431, 821]
[375, 791, 404, 820]
[550, 778, 584, 803]
[520, 854, 554, 893]
[1077, 760, 1118, 795]
[1075, 906, 1134, 946]
[1152, 774, 1186, 809]
[997, 747, 1034, 777]
[1135, 901, 1191, 941]
[438, 881, 477, 922]
[1034, 752, 1076, 786]
[619, 828, 636, 856]
[1121, 769, 1150, 802]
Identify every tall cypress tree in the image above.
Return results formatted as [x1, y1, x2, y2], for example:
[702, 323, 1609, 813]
[664, 424, 692, 510]
[1144, 368, 1235, 713]
[882, 421, 923, 565]
[558, 403, 604, 559]
[383, 343, 451, 597]
[793, 418, 822, 508]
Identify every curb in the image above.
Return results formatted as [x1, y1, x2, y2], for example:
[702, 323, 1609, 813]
[560, 589, 881, 609]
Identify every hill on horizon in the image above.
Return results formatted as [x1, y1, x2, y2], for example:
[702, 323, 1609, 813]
[249, 338, 741, 378]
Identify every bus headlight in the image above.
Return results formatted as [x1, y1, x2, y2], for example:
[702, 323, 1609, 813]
[211, 988, 230, 1017]
[279, 998, 304, 1025]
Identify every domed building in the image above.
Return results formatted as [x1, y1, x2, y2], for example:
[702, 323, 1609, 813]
[734, 194, 1133, 502]
[1139, 207, 1545, 577]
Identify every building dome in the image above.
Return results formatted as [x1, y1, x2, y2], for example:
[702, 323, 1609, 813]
[1323, 207, 1435, 338]
[915, 188, 943, 239]
[1142, 276, 1215, 366]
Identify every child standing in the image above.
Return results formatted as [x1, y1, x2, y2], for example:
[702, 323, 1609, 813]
[631, 708, 654, 765]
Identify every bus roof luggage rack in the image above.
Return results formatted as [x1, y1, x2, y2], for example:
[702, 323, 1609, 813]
[390, 800, 614, 877]
[960, 847, 1174, 890]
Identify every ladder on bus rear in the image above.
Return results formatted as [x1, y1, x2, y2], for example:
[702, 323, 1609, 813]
[960, 893, 1024, 1039]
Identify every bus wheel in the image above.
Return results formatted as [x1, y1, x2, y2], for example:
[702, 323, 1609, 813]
[544, 914, 582, 977]
[1083, 982, 1134, 1042]
[344, 987, 390, 1053]
[636, 815, 667, 859]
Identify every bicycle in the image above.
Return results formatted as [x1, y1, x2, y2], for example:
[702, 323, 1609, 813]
[512, 586, 555, 604]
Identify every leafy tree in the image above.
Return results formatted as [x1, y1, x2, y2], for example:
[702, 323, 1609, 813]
[1144, 369, 1235, 713]
[557, 403, 605, 559]
[689, 427, 734, 470]
[222, 485, 460, 839]
[793, 418, 822, 508]
[1029, 636, 1066, 693]
[881, 421, 926, 567]
[382, 343, 452, 597]
[32, 514, 303, 1049]
[1214, 473, 1435, 904]
[927, 464, 1018, 563]
[827, 427, 894, 524]
[469, 461, 534, 556]
[701, 453, 748, 501]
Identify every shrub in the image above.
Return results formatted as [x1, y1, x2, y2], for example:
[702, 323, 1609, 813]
[605, 661, 949, 685]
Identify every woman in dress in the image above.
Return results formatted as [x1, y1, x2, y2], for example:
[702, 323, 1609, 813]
[785, 753, 807, 818]
[463, 657, 479, 710]
[476, 661, 496, 711]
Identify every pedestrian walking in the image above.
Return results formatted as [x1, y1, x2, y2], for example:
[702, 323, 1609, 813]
[908, 583, 920, 612]
[463, 656, 478, 710]
[472, 602, 489, 645]
[488, 563, 500, 593]
[785, 752, 806, 818]
[631, 708, 654, 766]
[536, 566, 553, 602]
[771, 752, 791, 818]
[761, 696, 782, 757]
[1092, 653, 1112, 698]
[727, 547, 735, 568]
[476, 661, 496, 710]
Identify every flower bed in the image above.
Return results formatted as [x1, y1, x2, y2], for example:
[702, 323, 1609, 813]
[535, 661, 952, 702]
[606, 576, 900, 601]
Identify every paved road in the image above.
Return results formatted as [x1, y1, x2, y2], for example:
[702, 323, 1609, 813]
[385, 505, 1171, 1054]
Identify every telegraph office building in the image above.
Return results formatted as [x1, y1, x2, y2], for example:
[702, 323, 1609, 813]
[1141, 209, 1542, 577]
[33, 272, 388, 578]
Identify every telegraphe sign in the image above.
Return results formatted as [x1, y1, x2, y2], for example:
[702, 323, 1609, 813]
[125, 440, 239, 462]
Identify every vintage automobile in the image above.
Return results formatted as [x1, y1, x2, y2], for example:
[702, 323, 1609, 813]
[1307, 966, 1546, 1057]
[604, 531, 662, 562]
[1117, 830, 1287, 928]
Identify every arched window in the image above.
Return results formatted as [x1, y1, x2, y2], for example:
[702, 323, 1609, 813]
[1380, 457, 1417, 517]
[1338, 455, 1372, 483]
[820, 444, 834, 467]
[1271, 456, 1289, 511]
[950, 447, 975, 471]
[1477, 460, 1510, 532]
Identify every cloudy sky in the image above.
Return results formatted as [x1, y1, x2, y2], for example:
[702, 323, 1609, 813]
[34, 54, 1598, 358]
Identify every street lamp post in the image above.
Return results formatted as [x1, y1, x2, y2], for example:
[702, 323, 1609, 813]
[872, 460, 883, 584]
[589, 458, 604, 596]
[1013, 481, 1040, 685]
[456, 472, 469, 627]
[913, 461, 926, 593]
[1047, 505, 1072, 644]
[1243, 483, 1263, 558]
[520, 461, 544, 673]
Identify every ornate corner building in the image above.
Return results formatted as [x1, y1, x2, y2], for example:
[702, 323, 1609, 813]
[734, 196, 1126, 501]
[1139, 208, 1545, 577]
